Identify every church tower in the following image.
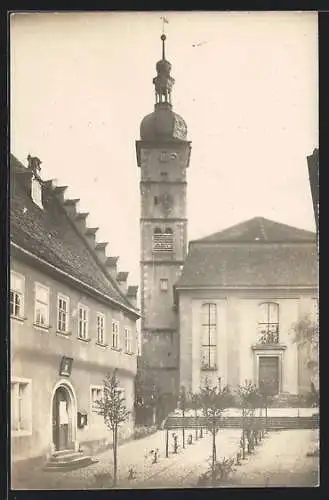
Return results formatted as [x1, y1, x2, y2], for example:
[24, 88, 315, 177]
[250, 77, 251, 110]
[136, 34, 191, 403]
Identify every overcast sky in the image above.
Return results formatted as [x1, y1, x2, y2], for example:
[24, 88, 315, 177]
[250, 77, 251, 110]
[10, 11, 318, 286]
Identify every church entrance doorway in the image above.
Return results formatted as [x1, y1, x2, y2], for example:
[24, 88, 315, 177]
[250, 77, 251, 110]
[258, 356, 279, 396]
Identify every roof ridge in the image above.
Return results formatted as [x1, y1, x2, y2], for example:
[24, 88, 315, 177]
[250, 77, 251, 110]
[193, 216, 315, 243]
[11, 154, 139, 315]
[47, 183, 138, 312]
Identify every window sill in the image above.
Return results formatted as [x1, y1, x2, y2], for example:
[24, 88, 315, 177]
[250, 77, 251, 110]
[251, 343, 287, 351]
[10, 315, 26, 322]
[201, 366, 218, 372]
[33, 323, 51, 331]
[77, 336, 91, 343]
[96, 343, 109, 349]
[11, 429, 32, 437]
[56, 330, 72, 338]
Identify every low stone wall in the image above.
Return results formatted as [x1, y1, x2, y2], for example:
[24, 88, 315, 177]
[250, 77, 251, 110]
[164, 414, 319, 430]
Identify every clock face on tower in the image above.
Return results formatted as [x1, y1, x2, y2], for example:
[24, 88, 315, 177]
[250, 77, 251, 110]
[159, 192, 173, 215]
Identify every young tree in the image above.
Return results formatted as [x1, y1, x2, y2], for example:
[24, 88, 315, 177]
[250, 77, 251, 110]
[179, 386, 187, 448]
[199, 381, 231, 479]
[96, 370, 130, 487]
[237, 381, 261, 457]
[189, 391, 200, 440]
[291, 313, 319, 397]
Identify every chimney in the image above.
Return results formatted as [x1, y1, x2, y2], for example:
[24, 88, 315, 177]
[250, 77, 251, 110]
[105, 256, 119, 279]
[117, 271, 129, 294]
[54, 185, 68, 203]
[127, 285, 138, 308]
[75, 212, 89, 234]
[63, 198, 80, 218]
[85, 227, 99, 247]
[95, 242, 108, 264]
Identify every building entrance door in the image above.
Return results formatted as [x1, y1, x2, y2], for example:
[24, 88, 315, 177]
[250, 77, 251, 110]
[259, 356, 280, 396]
[52, 386, 73, 451]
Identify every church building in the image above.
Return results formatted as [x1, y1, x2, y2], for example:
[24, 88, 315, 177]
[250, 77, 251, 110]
[136, 34, 317, 408]
[175, 217, 317, 396]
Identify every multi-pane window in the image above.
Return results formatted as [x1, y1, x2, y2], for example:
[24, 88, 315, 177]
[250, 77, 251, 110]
[112, 320, 120, 349]
[57, 294, 69, 333]
[10, 271, 25, 319]
[11, 378, 32, 435]
[34, 283, 49, 327]
[258, 302, 279, 344]
[160, 279, 168, 292]
[97, 313, 105, 345]
[124, 327, 133, 354]
[201, 303, 217, 370]
[78, 305, 89, 339]
[91, 386, 103, 413]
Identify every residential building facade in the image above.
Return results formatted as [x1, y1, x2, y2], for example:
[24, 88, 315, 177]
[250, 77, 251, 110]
[10, 154, 139, 463]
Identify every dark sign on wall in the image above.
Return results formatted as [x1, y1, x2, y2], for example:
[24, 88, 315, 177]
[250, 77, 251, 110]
[59, 357, 73, 377]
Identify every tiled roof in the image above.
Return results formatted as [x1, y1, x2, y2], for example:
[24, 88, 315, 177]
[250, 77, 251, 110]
[10, 154, 139, 316]
[176, 218, 317, 288]
[195, 217, 315, 243]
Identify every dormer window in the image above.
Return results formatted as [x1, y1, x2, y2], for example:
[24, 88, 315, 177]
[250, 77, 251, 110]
[31, 176, 43, 210]
[27, 155, 43, 210]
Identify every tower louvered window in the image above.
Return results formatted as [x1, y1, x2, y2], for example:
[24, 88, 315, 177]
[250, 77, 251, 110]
[152, 227, 174, 253]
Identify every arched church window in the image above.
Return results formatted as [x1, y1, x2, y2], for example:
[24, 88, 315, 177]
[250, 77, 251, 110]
[154, 227, 162, 234]
[258, 302, 279, 344]
[201, 303, 217, 370]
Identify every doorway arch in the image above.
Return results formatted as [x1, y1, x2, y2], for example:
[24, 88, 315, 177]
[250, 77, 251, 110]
[50, 380, 78, 453]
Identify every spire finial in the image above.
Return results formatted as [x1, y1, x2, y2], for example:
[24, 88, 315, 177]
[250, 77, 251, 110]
[160, 16, 169, 59]
[161, 33, 166, 60]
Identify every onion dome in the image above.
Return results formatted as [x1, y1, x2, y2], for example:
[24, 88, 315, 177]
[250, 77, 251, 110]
[139, 34, 188, 142]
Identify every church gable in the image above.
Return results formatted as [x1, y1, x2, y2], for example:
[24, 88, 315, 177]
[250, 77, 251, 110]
[195, 216, 315, 243]
[176, 217, 317, 289]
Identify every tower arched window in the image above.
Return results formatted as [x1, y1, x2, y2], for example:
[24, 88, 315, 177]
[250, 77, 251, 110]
[164, 227, 173, 234]
[258, 302, 279, 344]
[154, 227, 162, 234]
[201, 303, 217, 370]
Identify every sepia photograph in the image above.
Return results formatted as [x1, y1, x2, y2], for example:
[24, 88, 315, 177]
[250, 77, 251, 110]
[9, 10, 319, 489]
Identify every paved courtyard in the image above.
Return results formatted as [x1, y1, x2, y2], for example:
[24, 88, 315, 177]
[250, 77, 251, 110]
[12, 427, 319, 489]
[227, 429, 319, 488]
[12, 428, 241, 489]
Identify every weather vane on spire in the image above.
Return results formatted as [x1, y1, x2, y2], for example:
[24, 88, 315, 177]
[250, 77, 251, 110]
[160, 16, 169, 60]
[160, 15, 169, 35]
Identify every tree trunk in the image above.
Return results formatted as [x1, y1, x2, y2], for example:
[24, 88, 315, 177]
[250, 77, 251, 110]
[113, 426, 118, 487]
[242, 408, 246, 459]
[212, 427, 216, 478]
[195, 409, 198, 440]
